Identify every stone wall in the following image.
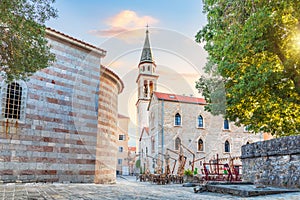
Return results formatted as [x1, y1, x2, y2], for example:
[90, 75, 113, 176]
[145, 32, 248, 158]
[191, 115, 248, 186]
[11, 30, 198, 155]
[0, 29, 123, 184]
[241, 135, 300, 188]
[94, 66, 123, 184]
[145, 93, 261, 174]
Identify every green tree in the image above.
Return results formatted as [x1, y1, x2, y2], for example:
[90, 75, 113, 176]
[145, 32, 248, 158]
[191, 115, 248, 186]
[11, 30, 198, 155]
[196, 0, 300, 137]
[0, 0, 57, 82]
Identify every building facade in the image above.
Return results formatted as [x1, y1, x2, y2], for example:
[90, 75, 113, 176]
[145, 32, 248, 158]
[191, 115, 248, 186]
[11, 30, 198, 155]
[0, 28, 123, 184]
[116, 114, 130, 175]
[143, 92, 261, 174]
[137, 29, 261, 175]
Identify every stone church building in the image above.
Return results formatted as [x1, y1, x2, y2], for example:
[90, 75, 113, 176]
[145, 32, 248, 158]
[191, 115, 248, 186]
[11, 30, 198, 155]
[0, 28, 123, 184]
[137, 29, 262, 174]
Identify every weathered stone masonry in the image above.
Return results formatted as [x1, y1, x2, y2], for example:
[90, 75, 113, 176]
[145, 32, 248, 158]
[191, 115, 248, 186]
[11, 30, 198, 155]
[95, 66, 124, 184]
[0, 28, 123, 183]
[241, 135, 300, 188]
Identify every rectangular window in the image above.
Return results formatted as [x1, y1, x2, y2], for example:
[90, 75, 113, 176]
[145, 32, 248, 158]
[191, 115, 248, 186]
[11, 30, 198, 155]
[1, 81, 27, 123]
[118, 159, 122, 165]
[4, 82, 22, 119]
[224, 119, 229, 130]
[119, 135, 125, 140]
[119, 146, 123, 152]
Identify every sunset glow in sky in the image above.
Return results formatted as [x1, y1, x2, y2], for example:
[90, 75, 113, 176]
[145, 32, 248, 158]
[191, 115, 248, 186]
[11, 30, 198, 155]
[46, 1, 208, 145]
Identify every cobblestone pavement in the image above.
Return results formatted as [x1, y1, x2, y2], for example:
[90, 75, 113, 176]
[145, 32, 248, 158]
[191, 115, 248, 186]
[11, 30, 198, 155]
[0, 176, 299, 200]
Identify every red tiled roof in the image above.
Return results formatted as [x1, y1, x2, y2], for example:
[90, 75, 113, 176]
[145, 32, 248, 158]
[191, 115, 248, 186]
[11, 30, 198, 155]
[128, 147, 136, 151]
[139, 127, 149, 141]
[144, 127, 149, 134]
[153, 92, 206, 104]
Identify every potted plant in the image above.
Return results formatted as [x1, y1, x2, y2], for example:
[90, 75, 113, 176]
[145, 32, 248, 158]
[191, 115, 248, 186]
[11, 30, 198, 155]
[183, 169, 194, 183]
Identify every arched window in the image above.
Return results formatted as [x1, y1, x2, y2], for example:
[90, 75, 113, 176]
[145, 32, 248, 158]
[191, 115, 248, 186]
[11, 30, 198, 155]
[146, 147, 148, 155]
[1, 80, 27, 122]
[198, 115, 204, 128]
[175, 137, 181, 150]
[151, 136, 155, 153]
[224, 119, 229, 130]
[148, 66, 150, 71]
[225, 140, 230, 152]
[175, 113, 181, 126]
[198, 139, 204, 151]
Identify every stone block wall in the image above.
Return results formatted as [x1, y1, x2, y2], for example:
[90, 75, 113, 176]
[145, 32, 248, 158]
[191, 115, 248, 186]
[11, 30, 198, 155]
[0, 29, 123, 183]
[95, 67, 123, 184]
[145, 95, 261, 174]
[241, 135, 300, 188]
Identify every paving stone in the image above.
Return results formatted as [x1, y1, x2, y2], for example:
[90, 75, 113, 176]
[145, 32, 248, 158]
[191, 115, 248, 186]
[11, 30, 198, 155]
[0, 176, 299, 199]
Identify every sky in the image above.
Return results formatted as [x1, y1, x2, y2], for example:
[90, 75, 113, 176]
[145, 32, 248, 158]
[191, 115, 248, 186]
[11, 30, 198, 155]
[46, 0, 208, 146]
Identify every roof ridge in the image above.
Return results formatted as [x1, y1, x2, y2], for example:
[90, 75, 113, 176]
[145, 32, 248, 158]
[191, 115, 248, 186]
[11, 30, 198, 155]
[46, 27, 106, 54]
[153, 91, 206, 104]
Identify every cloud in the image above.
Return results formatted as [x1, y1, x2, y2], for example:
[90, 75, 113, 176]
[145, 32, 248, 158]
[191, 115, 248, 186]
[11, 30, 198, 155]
[89, 27, 128, 37]
[89, 10, 159, 37]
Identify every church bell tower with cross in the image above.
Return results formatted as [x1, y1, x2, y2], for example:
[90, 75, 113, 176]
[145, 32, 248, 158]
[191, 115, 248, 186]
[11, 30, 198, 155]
[136, 27, 158, 147]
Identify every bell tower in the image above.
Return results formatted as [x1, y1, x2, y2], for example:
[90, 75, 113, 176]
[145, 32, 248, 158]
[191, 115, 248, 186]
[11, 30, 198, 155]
[136, 27, 158, 147]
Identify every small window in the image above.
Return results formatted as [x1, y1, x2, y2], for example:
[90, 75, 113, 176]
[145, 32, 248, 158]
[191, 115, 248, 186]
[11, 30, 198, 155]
[0, 80, 27, 122]
[119, 135, 125, 140]
[146, 147, 148, 154]
[224, 119, 229, 130]
[225, 140, 230, 152]
[148, 66, 150, 71]
[198, 139, 204, 151]
[175, 113, 181, 126]
[143, 66, 145, 71]
[119, 146, 123, 152]
[175, 137, 181, 150]
[198, 115, 204, 128]
[118, 159, 122, 165]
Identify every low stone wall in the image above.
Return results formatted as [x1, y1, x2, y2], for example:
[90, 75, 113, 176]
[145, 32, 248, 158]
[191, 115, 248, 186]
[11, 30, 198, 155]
[241, 135, 300, 188]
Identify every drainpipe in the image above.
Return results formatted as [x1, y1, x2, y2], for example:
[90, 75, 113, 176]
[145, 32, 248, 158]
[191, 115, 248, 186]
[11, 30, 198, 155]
[138, 140, 141, 174]
[161, 100, 164, 173]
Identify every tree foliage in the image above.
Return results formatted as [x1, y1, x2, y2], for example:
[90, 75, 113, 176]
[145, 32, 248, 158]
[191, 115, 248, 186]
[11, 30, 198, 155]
[196, 0, 300, 137]
[0, 0, 57, 82]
